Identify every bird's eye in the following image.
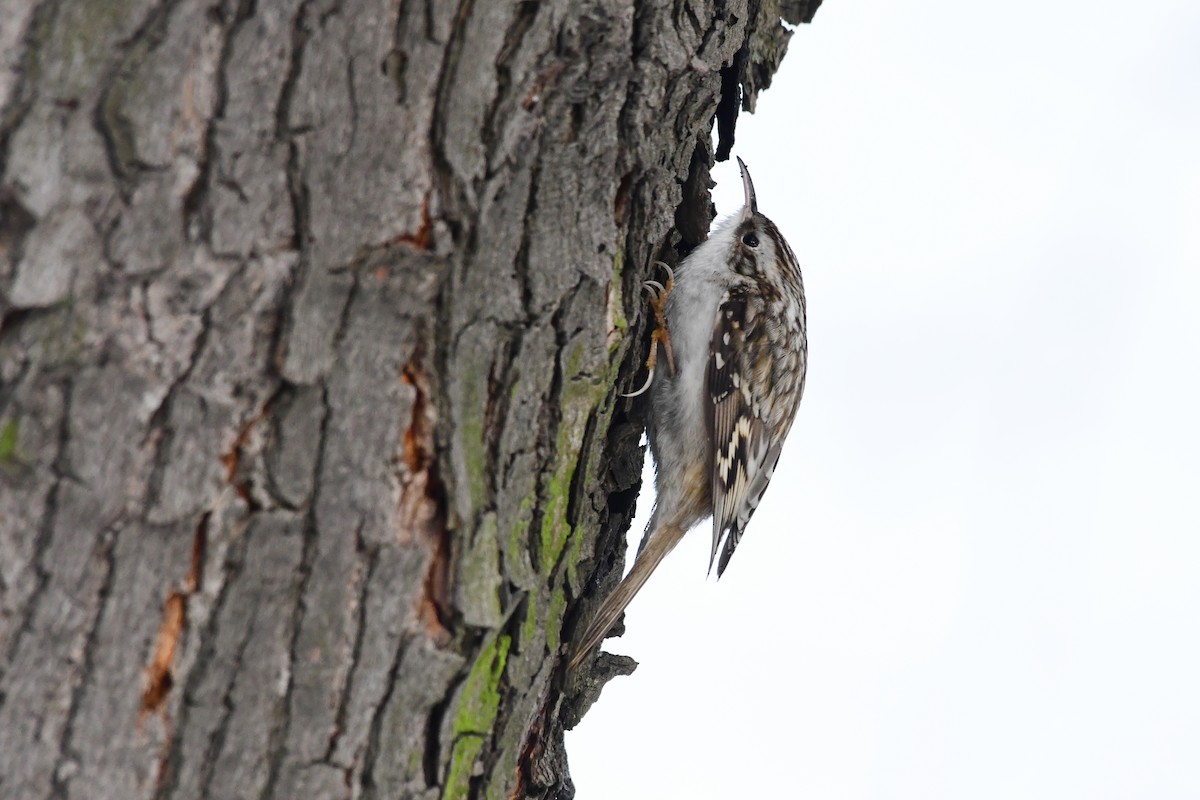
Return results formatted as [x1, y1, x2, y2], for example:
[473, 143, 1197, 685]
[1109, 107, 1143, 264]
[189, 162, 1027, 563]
[742, 232, 759, 248]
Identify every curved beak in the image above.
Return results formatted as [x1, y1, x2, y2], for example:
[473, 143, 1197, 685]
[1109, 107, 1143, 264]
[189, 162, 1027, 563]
[737, 156, 757, 221]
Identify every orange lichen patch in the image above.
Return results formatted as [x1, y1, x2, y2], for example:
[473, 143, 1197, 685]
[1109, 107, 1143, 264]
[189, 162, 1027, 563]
[399, 360, 432, 476]
[219, 421, 253, 484]
[141, 591, 186, 720]
[219, 446, 236, 482]
[220, 413, 264, 503]
[152, 720, 176, 793]
[140, 513, 211, 730]
[399, 468, 437, 541]
[394, 193, 432, 251]
[419, 524, 452, 647]
[523, 62, 566, 111]
[398, 354, 451, 644]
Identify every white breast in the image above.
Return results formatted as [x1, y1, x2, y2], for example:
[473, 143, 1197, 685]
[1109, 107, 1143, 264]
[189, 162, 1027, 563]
[652, 229, 736, 464]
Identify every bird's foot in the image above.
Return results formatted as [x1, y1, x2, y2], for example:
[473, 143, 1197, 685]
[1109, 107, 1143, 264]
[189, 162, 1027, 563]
[622, 262, 676, 398]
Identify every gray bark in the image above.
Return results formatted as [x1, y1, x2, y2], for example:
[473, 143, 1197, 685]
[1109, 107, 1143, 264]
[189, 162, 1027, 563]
[0, 0, 820, 798]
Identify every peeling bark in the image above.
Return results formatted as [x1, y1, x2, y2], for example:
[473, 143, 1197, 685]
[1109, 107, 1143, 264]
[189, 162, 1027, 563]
[0, 0, 820, 798]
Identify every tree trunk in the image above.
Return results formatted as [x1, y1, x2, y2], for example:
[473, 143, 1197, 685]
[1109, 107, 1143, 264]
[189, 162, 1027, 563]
[0, 0, 820, 797]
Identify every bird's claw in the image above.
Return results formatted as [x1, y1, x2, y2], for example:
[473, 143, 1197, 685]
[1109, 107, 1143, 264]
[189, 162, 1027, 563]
[649, 261, 676, 377]
[621, 365, 656, 398]
[621, 261, 677, 398]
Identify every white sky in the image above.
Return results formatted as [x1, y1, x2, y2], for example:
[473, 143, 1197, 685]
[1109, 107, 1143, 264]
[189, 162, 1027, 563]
[567, 1, 1200, 797]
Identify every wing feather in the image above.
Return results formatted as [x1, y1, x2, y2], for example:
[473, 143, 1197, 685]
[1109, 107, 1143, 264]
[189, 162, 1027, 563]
[707, 287, 802, 576]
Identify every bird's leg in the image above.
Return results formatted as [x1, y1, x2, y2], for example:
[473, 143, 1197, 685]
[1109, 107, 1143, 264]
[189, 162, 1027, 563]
[622, 262, 676, 398]
[649, 261, 676, 377]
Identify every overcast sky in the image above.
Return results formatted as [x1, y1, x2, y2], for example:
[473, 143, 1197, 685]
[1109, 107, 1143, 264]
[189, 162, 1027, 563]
[567, 1, 1200, 797]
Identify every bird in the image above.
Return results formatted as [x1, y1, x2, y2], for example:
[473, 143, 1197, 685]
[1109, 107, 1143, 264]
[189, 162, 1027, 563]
[570, 158, 807, 669]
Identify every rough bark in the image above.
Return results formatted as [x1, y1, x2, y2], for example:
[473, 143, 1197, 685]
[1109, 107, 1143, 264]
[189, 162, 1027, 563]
[0, 0, 820, 798]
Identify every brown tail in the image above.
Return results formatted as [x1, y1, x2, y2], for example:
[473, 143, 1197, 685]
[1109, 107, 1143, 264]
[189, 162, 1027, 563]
[569, 521, 685, 669]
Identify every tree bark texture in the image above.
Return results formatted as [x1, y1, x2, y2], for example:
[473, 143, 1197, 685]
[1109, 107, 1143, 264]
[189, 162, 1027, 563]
[0, 0, 820, 797]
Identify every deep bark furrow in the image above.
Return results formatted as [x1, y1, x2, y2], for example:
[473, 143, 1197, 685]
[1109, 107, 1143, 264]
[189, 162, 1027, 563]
[429, 0, 476, 211]
[482, 0, 540, 175]
[257, 387, 330, 800]
[179, 0, 257, 246]
[195, 593, 257, 800]
[152, 501, 267, 800]
[0, 376, 68, 684]
[151, 518, 245, 800]
[275, 1, 311, 142]
[254, 575, 305, 800]
[142, 303, 213, 513]
[91, 0, 186, 196]
[178, 513, 308, 800]
[46, 525, 117, 800]
[321, 520, 372, 767]
[355, 635, 408, 800]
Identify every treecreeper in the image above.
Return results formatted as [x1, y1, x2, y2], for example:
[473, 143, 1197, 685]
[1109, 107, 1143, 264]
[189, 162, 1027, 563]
[572, 158, 809, 668]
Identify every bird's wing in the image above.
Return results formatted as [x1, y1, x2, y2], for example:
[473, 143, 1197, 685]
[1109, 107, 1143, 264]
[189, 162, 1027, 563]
[707, 287, 801, 576]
